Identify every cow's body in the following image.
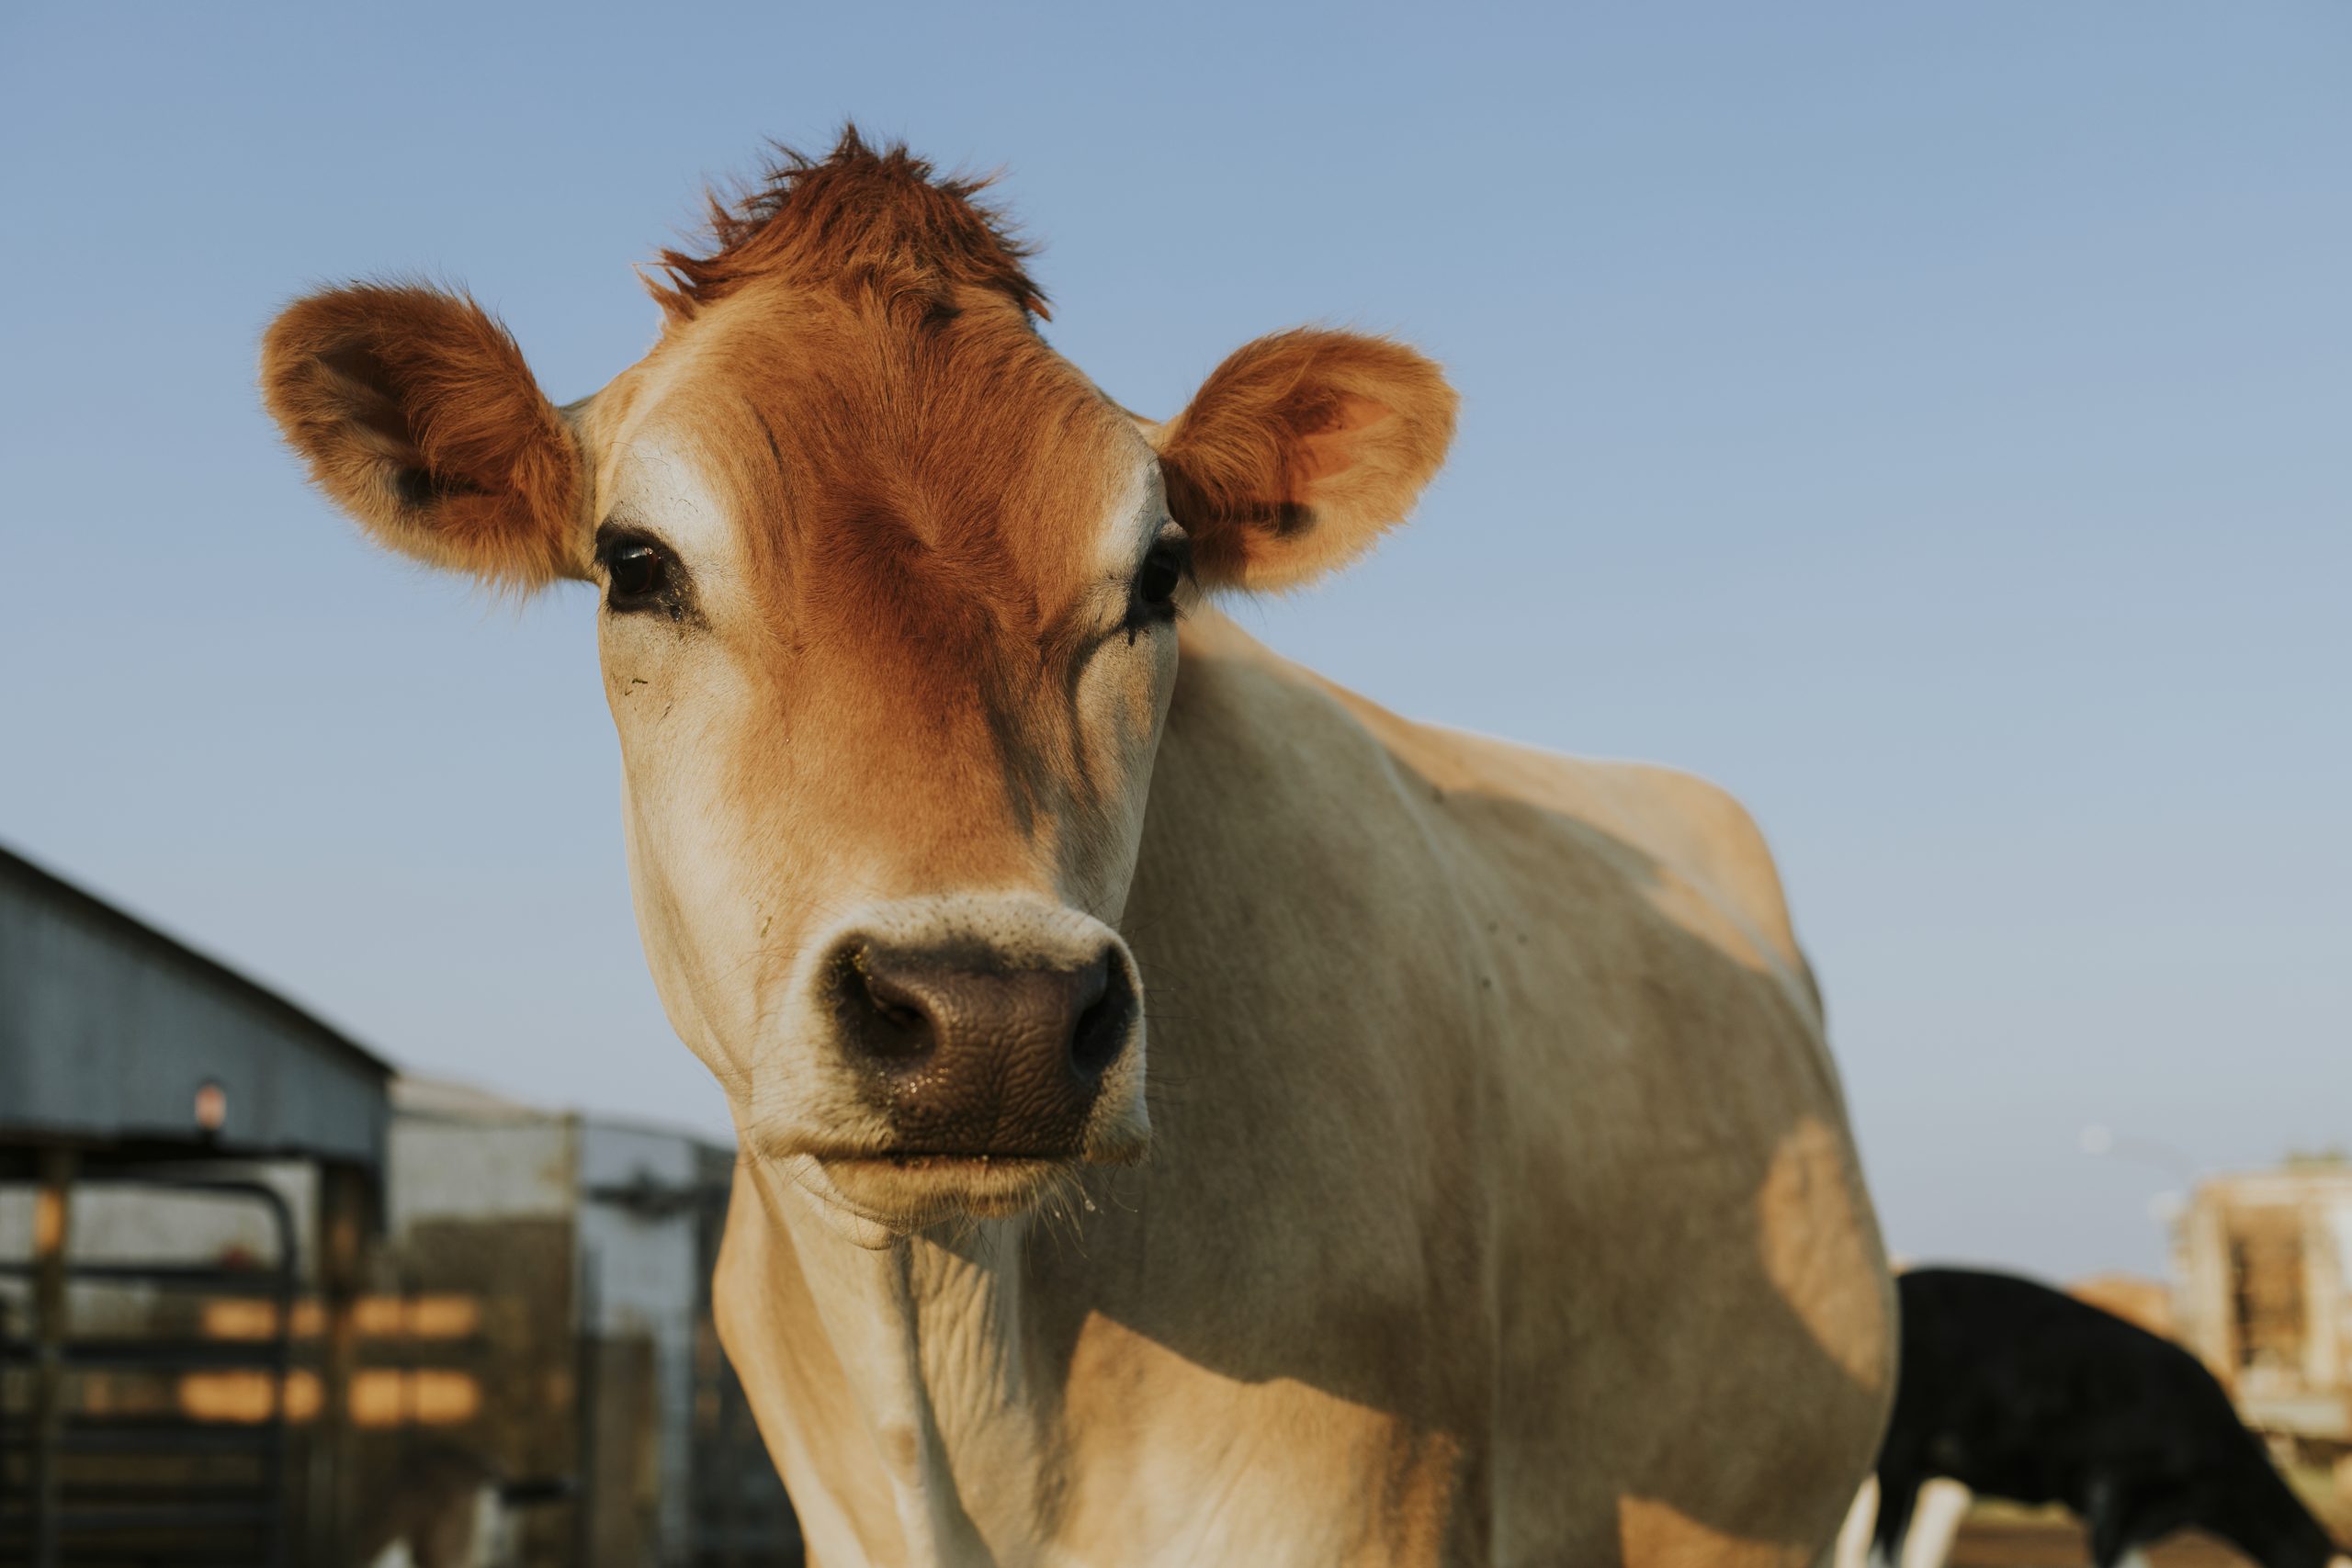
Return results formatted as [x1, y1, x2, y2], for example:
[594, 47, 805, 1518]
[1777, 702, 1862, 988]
[261, 132, 1894, 1568]
[718, 607, 1894, 1566]
[1842, 1269, 2347, 1568]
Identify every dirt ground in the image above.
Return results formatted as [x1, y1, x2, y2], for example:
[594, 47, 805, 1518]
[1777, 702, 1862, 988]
[1951, 1517, 2246, 1566]
[1951, 1496, 2352, 1567]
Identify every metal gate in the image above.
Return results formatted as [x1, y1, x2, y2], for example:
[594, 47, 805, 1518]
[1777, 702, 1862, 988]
[0, 1159, 300, 1568]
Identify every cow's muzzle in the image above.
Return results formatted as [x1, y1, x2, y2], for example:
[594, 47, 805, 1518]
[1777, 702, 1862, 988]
[821, 925, 1142, 1159]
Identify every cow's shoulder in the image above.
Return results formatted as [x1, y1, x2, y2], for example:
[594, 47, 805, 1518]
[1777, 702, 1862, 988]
[1169, 611, 1815, 1002]
[1396, 722, 1811, 990]
[1589, 758, 1805, 973]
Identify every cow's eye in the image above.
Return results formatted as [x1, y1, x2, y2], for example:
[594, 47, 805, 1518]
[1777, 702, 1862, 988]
[1135, 534, 1191, 612]
[595, 526, 688, 619]
[609, 544, 666, 601]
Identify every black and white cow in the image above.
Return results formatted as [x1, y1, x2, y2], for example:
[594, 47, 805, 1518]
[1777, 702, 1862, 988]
[1835, 1267, 2347, 1568]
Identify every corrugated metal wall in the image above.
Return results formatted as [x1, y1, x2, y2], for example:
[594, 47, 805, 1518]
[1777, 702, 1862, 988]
[0, 849, 387, 1168]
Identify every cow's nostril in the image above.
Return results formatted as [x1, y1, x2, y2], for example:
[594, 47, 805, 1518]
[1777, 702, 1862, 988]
[1069, 957, 1134, 1077]
[842, 947, 937, 1062]
[859, 965, 928, 1031]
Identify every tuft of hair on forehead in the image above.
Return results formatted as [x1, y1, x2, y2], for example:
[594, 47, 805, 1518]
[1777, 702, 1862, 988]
[650, 125, 1049, 323]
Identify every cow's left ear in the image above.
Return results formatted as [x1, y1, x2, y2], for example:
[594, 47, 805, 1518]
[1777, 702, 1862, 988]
[1153, 329, 1456, 592]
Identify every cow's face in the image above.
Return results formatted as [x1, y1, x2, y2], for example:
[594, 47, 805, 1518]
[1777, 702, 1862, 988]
[260, 139, 1453, 1240]
[574, 285, 1179, 1232]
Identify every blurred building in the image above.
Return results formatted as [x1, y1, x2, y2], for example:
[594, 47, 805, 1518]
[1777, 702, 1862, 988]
[2066, 1272, 2177, 1340]
[0, 845, 797, 1566]
[2174, 1156, 2352, 1456]
[380, 1077, 797, 1567]
[1, 842, 389, 1567]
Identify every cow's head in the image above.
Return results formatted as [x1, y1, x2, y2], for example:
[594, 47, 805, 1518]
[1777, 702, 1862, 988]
[262, 134, 1454, 1241]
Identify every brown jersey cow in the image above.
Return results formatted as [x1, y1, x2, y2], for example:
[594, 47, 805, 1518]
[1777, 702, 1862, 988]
[263, 130, 1893, 1567]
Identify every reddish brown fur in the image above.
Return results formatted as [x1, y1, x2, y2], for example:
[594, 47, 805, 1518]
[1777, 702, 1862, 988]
[653, 127, 1048, 323]
[1158, 329, 1459, 591]
[652, 285, 1139, 876]
[259, 286, 584, 588]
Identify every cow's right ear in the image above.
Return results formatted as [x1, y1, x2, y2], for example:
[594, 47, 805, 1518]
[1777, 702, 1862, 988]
[260, 285, 589, 589]
[1153, 329, 1456, 592]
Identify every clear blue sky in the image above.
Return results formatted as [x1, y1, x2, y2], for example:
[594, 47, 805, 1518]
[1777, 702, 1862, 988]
[4, 3, 2346, 1280]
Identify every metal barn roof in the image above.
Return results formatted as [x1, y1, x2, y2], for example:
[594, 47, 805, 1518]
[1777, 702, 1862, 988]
[0, 844, 392, 1169]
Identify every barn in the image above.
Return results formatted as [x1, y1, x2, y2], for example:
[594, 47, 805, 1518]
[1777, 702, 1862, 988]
[0, 846, 799, 1567]
[0, 841, 392, 1566]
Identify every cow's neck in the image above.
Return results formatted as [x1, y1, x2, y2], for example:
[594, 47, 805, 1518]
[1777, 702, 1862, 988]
[750, 1156, 1060, 1562]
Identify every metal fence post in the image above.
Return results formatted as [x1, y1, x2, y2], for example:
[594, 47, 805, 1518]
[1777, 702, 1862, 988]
[27, 1146, 77, 1568]
[311, 1162, 367, 1565]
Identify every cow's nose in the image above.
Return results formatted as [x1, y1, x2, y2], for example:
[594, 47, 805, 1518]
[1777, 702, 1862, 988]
[833, 941, 1136, 1155]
